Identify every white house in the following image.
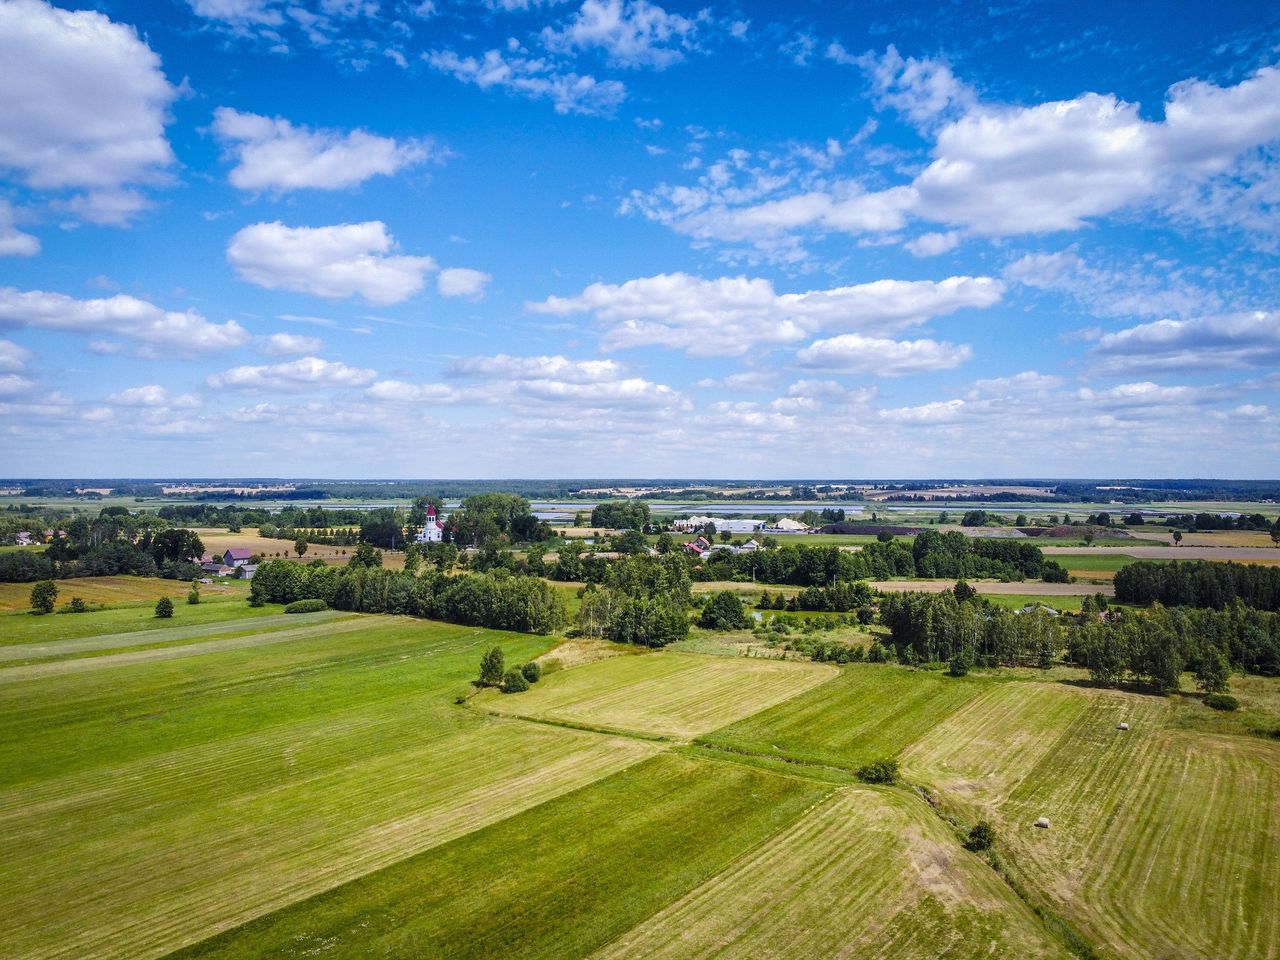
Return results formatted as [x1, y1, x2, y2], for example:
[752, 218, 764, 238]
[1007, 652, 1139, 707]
[416, 504, 445, 543]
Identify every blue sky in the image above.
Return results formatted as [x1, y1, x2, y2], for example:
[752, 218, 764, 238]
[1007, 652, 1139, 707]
[1, 0, 1279, 478]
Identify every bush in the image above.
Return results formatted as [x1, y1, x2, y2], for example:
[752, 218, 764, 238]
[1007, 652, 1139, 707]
[29, 579, 57, 614]
[1204, 693, 1240, 712]
[155, 596, 174, 619]
[501, 667, 530, 693]
[964, 821, 996, 852]
[521, 661, 542, 683]
[855, 758, 899, 784]
[67, 596, 87, 613]
[948, 655, 970, 677]
[188, 584, 201, 605]
[284, 598, 328, 614]
[699, 590, 750, 630]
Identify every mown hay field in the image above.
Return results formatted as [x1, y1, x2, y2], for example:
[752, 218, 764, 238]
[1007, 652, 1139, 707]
[901, 683, 1280, 960]
[700, 664, 988, 770]
[0, 575, 247, 611]
[593, 786, 1069, 960]
[0, 611, 656, 960]
[165, 754, 830, 960]
[478, 649, 836, 739]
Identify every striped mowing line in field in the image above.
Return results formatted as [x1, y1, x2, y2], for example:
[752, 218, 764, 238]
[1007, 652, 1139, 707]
[900, 682, 1092, 809]
[0, 711, 657, 960]
[483, 651, 836, 740]
[910, 681, 1280, 960]
[0, 610, 357, 664]
[700, 664, 988, 771]
[592, 787, 1068, 960]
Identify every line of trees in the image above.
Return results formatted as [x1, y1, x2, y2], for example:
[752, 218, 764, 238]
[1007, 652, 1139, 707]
[1115, 560, 1280, 612]
[249, 559, 563, 634]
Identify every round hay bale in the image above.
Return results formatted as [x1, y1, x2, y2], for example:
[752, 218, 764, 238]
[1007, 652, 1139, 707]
[1034, 817, 1051, 829]
[1117, 722, 1130, 731]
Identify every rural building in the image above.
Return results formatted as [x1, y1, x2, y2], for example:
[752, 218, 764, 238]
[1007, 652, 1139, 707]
[222, 548, 253, 568]
[415, 504, 445, 543]
[765, 517, 811, 533]
[237, 564, 258, 580]
[672, 516, 766, 534]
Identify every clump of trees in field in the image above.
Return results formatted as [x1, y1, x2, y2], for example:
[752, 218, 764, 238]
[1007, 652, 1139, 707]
[476, 646, 543, 693]
[590, 500, 650, 530]
[250, 559, 563, 634]
[29, 579, 57, 614]
[1115, 560, 1280, 612]
[578, 554, 692, 647]
[879, 591, 1063, 669]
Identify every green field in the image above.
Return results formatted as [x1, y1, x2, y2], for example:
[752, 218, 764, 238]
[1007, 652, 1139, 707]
[699, 664, 988, 770]
[594, 786, 1068, 960]
[479, 650, 835, 739]
[3, 578, 1278, 960]
[902, 684, 1280, 960]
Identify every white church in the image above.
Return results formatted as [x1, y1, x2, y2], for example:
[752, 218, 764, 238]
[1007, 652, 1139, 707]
[415, 504, 445, 543]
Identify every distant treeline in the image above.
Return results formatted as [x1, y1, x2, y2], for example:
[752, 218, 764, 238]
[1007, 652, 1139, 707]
[0, 522, 203, 582]
[250, 560, 563, 634]
[686, 533, 1064, 585]
[1115, 561, 1280, 612]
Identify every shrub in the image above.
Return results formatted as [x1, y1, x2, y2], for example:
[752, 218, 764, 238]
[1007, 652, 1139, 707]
[188, 584, 201, 605]
[284, 598, 328, 614]
[155, 596, 174, 619]
[867, 640, 888, 663]
[29, 579, 57, 614]
[964, 821, 996, 852]
[948, 655, 970, 677]
[700, 590, 750, 630]
[67, 596, 87, 613]
[479, 646, 505, 687]
[501, 668, 530, 693]
[855, 758, 899, 784]
[1205, 693, 1240, 712]
[521, 661, 542, 683]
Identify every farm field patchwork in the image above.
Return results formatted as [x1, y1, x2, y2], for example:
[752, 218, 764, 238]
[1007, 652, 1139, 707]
[700, 663, 988, 770]
[478, 648, 835, 739]
[592, 786, 1069, 960]
[0, 611, 663, 960]
[163, 754, 830, 960]
[902, 683, 1280, 960]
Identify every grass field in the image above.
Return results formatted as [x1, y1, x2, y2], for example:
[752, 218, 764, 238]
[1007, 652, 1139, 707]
[901, 683, 1280, 960]
[479, 650, 835, 739]
[164, 754, 830, 960]
[593, 786, 1069, 960]
[4, 579, 1278, 960]
[700, 664, 987, 770]
[0, 576, 248, 611]
[0, 609, 659, 960]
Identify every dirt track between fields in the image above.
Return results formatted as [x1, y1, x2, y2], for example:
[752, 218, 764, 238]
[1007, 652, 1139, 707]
[1041, 545, 1280, 561]
[869, 581, 1114, 597]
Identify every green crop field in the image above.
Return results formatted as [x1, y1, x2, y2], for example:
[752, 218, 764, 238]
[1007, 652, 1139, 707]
[3, 586, 1278, 960]
[478, 650, 835, 739]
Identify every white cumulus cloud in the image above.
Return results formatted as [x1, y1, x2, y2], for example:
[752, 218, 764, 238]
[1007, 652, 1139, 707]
[207, 356, 377, 391]
[437, 267, 492, 299]
[0, 287, 249, 356]
[529, 272, 1003, 356]
[226, 221, 437, 305]
[541, 0, 702, 70]
[796, 333, 972, 376]
[0, 0, 177, 223]
[423, 48, 626, 117]
[212, 107, 432, 191]
[264, 331, 324, 356]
